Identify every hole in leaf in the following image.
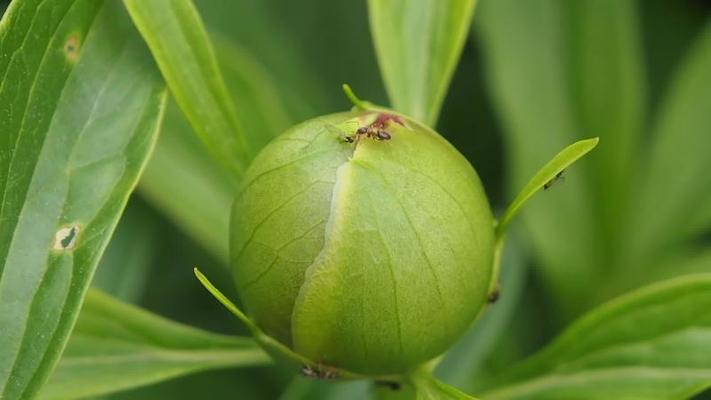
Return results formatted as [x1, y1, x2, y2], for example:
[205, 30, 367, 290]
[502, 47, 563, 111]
[63, 33, 81, 63]
[53, 225, 80, 251]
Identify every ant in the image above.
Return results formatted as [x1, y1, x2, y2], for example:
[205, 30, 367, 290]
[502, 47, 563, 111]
[343, 126, 391, 144]
[375, 380, 402, 391]
[344, 113, 404, 146]
[544, 169, 566, 190]
[487, 283, 501, 304]
[301, 364, 338, 380]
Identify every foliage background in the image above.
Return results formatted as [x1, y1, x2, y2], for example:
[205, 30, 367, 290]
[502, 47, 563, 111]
[1, 0, 710, 398]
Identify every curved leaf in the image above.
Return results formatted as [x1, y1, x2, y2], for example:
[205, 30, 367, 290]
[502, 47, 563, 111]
[41, 289, 270, 399]
[368, 0, 476, 125]
[496, 138, 598, 237]
[0, 1, 166, 398]
[124, 0, 251, 178]
[480, 274, 711, 399]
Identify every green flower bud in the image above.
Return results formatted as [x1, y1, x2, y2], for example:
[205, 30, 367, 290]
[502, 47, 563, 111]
[230, 109, 495, 375]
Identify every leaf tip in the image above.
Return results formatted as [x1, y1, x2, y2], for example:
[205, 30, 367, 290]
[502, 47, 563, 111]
[586, 136, 600, 148]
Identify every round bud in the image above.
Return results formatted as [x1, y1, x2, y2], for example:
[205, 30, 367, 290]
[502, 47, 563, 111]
[231, 110, 495, 375]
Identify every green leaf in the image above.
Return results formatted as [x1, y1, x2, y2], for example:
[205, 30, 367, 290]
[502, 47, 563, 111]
[479, 274, 711, 399]
[41, 289, 270, 399]
[138, 36, 293, 263]
[623, 22, 711, 278]
[368, 0, 476, 125]
[497, 138, 598, 237]
[0, 1, 166, 398]
[124, 0, 251, 178]
[477, 0, 603, 318]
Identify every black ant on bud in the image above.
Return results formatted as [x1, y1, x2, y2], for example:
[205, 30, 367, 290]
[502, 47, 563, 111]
[344, 112, 403, 145]
[344, 126, 391, 144]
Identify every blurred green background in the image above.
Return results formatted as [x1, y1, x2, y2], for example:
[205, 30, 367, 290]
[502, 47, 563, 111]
[2, 0, 706, 398]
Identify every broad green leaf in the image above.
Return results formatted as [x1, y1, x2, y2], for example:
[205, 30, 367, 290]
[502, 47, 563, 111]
[623, 22, 711, 280]
[139, 37, 292, 263]
[124, 0, 251, 178]
[479, 274, 711, 399]
[41, 289, 270, 399]
[92, 198, 161, 303]
[477, 0, 602, 318]
[496, 138, 598, 237]
[0, 1, 166, 398]
[368, 0, 476, 125]
[569, 0, 646, 259]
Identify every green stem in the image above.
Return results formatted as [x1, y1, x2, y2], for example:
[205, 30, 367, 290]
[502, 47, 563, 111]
[407, 366, 479, 399]
[488, 235, 506, 295]
[342, 83, 369, 110]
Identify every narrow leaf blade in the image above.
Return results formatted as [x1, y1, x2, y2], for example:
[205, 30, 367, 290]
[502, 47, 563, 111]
[481, 274, 711, 399]
[0, 1, 166, 398]
[497, 138, 598, 236]
[368, 0, 476, 124]
[124, 0, 251, 177]
[41, 289, 270, 399]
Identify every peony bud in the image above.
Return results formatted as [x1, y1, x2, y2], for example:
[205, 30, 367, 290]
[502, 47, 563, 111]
[230, 109, 495, 375]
